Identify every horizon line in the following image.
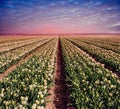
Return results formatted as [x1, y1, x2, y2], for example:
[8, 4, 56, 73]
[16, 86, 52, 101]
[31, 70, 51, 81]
[0, 33, 120, 36]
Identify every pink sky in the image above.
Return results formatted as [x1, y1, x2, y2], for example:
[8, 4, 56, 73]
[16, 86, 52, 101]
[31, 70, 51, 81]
[0, 0, 120, 34]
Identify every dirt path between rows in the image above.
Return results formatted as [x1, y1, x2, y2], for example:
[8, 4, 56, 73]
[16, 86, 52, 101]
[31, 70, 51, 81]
[0, 39, 53, 80]
[45, 38, 74, 109]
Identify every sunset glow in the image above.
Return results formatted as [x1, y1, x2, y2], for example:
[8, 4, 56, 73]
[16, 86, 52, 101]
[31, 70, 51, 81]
[0, 0, 120, 34]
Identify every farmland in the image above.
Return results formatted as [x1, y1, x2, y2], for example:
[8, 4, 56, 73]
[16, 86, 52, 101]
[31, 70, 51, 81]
[0, 35, 120, 109]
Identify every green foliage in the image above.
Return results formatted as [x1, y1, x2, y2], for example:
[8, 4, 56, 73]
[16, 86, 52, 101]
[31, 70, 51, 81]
[61, 38, 120, 109]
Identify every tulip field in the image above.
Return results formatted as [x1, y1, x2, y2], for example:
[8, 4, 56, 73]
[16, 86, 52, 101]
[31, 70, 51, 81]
[0, 35, 120, 109]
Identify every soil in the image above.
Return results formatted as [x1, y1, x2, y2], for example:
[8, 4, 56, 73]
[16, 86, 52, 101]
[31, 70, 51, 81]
[45, 38, 74, 109]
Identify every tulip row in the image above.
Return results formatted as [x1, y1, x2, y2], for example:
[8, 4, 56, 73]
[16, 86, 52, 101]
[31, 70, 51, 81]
[0, 37, 46, 54]
[0, 38, 52, 73]
[76, 37, 120, 46]
[61, 38, 120, 109]
[66, 38, 120, 72]
[0, 38, 57, 108]
[96, 37, 120, 46]
[78, 38, 120, 54]
[0, 37, 34, 47]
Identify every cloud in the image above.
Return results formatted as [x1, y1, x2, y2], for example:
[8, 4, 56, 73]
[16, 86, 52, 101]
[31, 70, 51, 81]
[110, 22, 120, 27]
[0, 0, 120, 34]
[109, 25, 120, 32]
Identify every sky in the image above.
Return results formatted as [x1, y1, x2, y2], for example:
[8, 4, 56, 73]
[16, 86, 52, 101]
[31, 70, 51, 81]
[0, 0, 120, 34]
